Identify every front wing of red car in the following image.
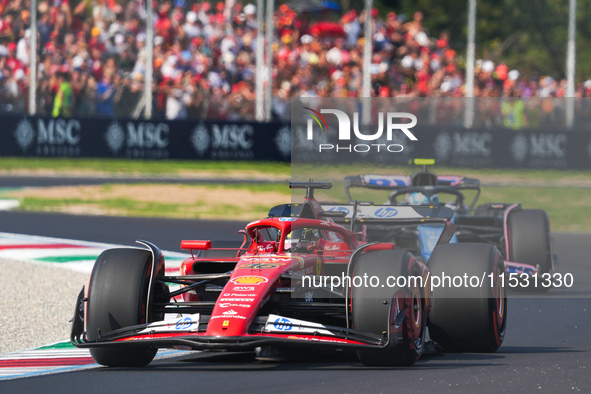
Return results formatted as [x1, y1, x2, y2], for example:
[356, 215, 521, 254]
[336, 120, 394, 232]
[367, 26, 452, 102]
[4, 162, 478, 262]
[71, 289, 408, 353]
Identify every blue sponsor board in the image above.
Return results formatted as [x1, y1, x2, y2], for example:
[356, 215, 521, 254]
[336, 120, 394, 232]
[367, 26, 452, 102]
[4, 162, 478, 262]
[2, 113, 591, 169]
[4, 114, 291, 161]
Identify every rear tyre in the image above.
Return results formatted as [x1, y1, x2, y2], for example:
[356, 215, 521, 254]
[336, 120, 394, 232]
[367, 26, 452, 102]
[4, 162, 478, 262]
[86, 248, 159, 367]
[352, 250, 426, 367]
[428, 243, 506, 352]
[507, 209, 554, 281]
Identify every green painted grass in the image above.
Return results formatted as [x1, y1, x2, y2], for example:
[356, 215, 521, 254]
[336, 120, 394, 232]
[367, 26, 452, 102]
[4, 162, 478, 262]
[36, 341, 75, 350]
[35, 256, 100, 263]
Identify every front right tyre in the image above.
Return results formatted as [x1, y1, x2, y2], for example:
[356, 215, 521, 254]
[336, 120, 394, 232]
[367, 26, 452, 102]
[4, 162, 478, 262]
[86, 248, 160, 367]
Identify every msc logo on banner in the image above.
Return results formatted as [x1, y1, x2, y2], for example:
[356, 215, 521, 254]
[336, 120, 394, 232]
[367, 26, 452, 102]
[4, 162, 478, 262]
[14, 118, 82, 156]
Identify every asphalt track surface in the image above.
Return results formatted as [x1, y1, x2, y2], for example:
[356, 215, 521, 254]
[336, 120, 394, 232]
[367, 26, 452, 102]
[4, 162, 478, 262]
[0, 210, 588, 393]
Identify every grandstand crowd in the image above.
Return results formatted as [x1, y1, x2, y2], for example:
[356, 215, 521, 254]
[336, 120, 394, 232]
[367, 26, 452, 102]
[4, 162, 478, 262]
[0, 0, 588, 123]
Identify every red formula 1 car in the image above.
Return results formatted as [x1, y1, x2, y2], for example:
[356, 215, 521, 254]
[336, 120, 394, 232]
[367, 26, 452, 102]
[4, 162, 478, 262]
[71, 182, 507, 367]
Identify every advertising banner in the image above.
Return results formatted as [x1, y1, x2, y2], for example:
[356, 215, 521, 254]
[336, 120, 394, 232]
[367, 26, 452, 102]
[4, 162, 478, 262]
[1, 111, 590, 169]
[4, 115, 292, 162]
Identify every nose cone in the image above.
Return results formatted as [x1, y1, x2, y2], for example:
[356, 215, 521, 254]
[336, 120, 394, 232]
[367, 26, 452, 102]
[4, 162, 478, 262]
[205, 254, 311, 336]
[205, 258, 281, 336]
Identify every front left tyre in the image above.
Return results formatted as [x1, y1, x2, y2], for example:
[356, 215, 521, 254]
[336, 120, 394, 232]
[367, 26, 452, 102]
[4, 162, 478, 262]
[352, 249, 426, 367]
[428, 243, 506, 353]
[507, 209, 554, 288]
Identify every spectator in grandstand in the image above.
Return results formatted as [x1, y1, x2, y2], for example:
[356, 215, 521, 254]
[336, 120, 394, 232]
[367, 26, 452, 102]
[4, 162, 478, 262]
[0, 67, 26, 113]
[0, 0, 585, 124]
[35, 74, 53, 116]
[165, 75, 190, 120]
[95, 71, 116, 117]
[183, 10, 201, 38]
[74, 73, 97, 117]
[52, 68, 74, 117]
[36, 9, 52, 49]
[6, 41, 22, 73]
[16, 28, 31, 66]
[501, 87, 527, 130]
[271, 80, 291, 120]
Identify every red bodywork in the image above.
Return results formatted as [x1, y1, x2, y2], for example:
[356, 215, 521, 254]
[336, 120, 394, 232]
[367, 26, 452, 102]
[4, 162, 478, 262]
[72, 184, 441, 353]
[178, 200, 432, 339]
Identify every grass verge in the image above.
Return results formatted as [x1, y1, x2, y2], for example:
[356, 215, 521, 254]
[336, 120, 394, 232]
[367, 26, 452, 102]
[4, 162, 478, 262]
[0, 158, 291, 179]
[3, 183, 291, 221]
[2, 157, 591, 186]
[1, 182, 588, 232]
[0, 158, 589, 231]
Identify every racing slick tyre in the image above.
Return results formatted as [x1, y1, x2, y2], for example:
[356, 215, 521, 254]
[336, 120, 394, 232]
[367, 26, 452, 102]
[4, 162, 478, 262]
[428, 243, 506, 353]
[86, 248, 160, 367]
[352, 250, 426, 367]
[507, 209, 553, 288]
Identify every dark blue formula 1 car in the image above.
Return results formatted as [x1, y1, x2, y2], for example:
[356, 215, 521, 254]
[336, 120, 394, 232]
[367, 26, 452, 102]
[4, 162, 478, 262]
[341, 159, 555, 286]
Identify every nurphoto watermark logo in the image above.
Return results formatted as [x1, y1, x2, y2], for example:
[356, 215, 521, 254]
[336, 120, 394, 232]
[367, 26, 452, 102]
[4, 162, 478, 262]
[302, 106, 418, 153]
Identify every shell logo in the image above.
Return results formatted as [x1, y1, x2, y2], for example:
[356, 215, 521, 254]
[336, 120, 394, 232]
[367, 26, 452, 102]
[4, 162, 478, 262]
[230, 276, 269, 285]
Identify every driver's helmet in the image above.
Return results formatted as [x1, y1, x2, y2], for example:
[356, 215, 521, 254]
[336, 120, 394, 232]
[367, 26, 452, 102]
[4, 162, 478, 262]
[283, 231, 297, 252]
[284, 228, 319, 252]
[407, 192, 439, 205]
